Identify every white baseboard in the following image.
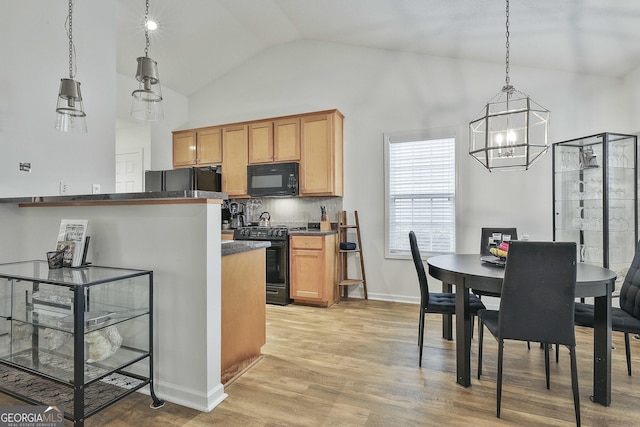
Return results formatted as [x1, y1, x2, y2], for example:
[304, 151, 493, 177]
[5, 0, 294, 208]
[139, 380, 227, 412]
[366, 293, 420, 304]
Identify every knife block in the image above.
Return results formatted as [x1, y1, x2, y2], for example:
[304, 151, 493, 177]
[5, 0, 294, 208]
[320, 218, 331, 231]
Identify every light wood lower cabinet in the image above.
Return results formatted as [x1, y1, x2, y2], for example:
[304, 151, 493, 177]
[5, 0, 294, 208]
[221, 248, 266, 384]
[289, 234, 336, 307]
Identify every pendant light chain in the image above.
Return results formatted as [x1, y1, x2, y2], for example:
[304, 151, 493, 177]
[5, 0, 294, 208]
[67, 0, 75, 79]
[144, 0, 150, 57]
[56, 0, 87, 133]
[504, 0, 510, 88]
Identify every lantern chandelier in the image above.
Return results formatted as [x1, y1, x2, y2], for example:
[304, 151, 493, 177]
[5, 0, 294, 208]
[55, 0, 87, 133]
[469, 0, 550, 171]
[131, 0, 164, 121]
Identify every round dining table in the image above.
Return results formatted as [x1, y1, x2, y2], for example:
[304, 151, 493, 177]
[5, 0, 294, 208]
[427, 253, 617, 406]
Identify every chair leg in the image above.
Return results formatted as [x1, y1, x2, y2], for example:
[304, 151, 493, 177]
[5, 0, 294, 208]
[478, 321, 484, 379]
[418, 311, 425, 367]
[569, 346, 581, 427]
[625, 333, 632, 376]
[544, 343, 550, 389]
[497, 339, 504, 418]
[418, 304, 424, 345]
[556, 343, 559, 363]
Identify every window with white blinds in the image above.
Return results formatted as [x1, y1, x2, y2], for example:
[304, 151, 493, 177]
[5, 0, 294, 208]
[385, 133, 456, 257]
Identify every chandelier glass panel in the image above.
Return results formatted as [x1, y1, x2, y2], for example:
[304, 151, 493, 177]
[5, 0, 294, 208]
[468, 0, 549, 171]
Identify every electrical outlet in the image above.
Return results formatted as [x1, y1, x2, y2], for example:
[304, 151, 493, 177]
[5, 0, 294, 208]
[59, 181, 69, 195]
[92, 184, 101, 194]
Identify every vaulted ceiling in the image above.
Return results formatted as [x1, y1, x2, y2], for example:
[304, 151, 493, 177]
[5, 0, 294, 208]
[116, 0, 640, 97]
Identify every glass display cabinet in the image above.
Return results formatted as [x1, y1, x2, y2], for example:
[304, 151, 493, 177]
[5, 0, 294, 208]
[0, 261, 163, 426]
[552, 132, 638, 295]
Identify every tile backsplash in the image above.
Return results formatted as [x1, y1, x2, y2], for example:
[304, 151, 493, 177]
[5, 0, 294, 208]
[228, 197, 343, 227]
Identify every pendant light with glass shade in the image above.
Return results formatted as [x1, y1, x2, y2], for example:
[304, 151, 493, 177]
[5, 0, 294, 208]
[131, 0, 164, 121]
[55, 0, 87, 133]
[468, 0, 550, 171]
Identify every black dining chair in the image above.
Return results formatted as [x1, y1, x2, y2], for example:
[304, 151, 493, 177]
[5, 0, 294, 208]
[477, 241, 580, 425]
[574, 240, 640, 376]
[409, 231, 485, 367]
[475, 227, 518, 299]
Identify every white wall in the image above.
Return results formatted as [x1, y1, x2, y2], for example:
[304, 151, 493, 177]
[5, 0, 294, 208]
[188, 40, 631, 301]
[1, 3, 638, 303]
[624, 67, 640, 135]
[0, 1, 116, 197]
[0, 2, 188, 199]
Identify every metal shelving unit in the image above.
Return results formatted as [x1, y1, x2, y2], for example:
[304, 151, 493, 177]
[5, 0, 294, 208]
[0, 261, 164, 426]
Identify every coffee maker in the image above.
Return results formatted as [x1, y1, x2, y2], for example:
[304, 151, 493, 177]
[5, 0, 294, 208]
[229, 202, 245, 229]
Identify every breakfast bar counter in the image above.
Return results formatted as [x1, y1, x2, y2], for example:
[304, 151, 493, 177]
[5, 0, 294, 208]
[0, 191, 230, 412]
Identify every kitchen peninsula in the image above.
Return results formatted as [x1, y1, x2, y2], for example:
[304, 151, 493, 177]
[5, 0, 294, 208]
[0, 191, 266, 412]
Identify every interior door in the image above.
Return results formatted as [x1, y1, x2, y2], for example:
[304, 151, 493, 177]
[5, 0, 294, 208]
[115, 150, 144, 193]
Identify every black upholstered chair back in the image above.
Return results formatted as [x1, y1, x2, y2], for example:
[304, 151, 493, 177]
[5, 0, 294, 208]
[409, 231, 429, 306]
[498, 241, 577, 346]
[480, 227, 518, 256]
[619, 241, 640, 319]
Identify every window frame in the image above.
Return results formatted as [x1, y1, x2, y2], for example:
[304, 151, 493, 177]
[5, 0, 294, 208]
[384, 127, 458, 260]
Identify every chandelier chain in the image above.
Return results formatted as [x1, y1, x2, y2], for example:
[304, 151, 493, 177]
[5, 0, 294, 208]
[505, 0, 510, 87]
[144, 0, 150, 57]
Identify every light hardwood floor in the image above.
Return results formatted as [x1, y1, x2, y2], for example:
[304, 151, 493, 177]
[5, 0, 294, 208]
[2, 299, 640, 426]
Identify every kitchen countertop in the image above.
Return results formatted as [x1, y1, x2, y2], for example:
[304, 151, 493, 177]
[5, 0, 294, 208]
[222, 229, 337, 236]
[0, 190, 227, 204]
[221, 241, 271, 256]
[289, 230, 337, 236]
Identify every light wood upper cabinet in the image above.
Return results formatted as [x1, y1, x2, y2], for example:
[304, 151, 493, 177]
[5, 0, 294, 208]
[172, 127, 222, 168]
[273, 118, 300, 162]
[289, 234, 336, 307]
[172, 109, 342, 197]
[197, 127, 223, 165]
[300, 111, 344, 196]
[248, 121, 274, 164]
[222, 124, 249, 198]
[172, 130, 197, 167]
[248, 118, 300, 164]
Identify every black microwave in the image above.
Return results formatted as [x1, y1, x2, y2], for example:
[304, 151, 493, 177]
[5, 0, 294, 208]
[247, 162, 299, 197]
